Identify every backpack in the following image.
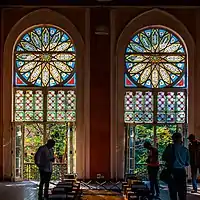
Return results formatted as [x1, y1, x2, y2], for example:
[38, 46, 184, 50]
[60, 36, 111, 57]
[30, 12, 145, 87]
[34, 146, 42, 167]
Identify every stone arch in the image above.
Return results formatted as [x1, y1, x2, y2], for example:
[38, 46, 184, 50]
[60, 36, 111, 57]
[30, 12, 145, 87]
[112, 8, 195, 179]
[3, 8, 88, 180]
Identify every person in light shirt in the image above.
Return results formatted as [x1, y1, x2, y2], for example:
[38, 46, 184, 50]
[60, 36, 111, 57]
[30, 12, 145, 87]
[35, 139, 55, 200]
[162, 133, 189, 200]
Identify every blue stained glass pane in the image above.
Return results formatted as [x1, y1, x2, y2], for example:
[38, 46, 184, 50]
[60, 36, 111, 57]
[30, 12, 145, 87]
[125, 62, 134, 70]
[132, 35, 140, 43]
[132, 74, 140, 81]
[143, 80, 152, 88]
[61, 73, 69, 79]
[126, 47, 133, 53]
[61, 34, 69, 42]
[16, 46, 24, 51]
[176, 63, 185, 70]
[23, 34, 30, 42]
[23, 72, 31, 80]
[157, 113, 166, 123]
[16, 61, 24, 68]
[35, 28, 42, 35]
[159, 29, 166, 37]
[177, 47, 185, 53]
[67, 61, 75, 69]
[35, 79, 41, 86]
[170, 35, 178, 43]
[49, 78, 56, 87]
[170, 74, 178, 81]
[49, 27, 57, 35]
[144, 29, 152, 36]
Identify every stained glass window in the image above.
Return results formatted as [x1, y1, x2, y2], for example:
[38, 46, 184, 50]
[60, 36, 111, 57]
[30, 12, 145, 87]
[124, 27, 187, 176]
[124, 28, 186, 88]
[14, 25, 77, 123]
[14, 26, 76, 87]
[15, 90, 43, 121]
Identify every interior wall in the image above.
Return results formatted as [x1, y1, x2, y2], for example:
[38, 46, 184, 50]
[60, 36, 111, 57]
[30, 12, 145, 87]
[0, 6, 199, 180]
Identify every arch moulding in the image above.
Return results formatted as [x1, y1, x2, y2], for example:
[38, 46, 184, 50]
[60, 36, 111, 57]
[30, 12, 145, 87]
[3, 8, 89, 180]
[111, 8, 195, 179]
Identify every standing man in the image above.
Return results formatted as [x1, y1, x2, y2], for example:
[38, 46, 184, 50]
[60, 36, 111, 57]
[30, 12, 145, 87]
[35, 139, 55, 200]
[144, 141, 160, 198]
[188, 134, 200, 193]
[162, 133, 189, 200]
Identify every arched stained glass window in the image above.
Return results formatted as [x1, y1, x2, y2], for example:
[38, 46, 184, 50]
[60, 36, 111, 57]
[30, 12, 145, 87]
[14, 25, 76, 122]
[123, 26, 188, 175]
[125, 28, 186, 88]
[15, 26, 76, 87]
[13, 25, 77, 178]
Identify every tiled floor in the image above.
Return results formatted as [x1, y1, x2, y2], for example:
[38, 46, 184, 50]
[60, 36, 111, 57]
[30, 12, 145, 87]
[0, 181, 199, 200]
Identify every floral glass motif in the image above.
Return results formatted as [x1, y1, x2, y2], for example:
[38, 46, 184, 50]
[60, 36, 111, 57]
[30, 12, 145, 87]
[15, 26, 76, 87]
[47, 90, 76, 122]
[125, 28, 186, 88]
[15, 90, 43, 121]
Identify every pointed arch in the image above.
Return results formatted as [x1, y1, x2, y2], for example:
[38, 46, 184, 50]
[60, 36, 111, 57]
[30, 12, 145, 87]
[3, 9, 89, 180]
[111, 8, 195, 179]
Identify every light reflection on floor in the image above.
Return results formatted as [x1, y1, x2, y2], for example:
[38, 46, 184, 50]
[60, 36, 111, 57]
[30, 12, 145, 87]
[0, 181, 199, 200]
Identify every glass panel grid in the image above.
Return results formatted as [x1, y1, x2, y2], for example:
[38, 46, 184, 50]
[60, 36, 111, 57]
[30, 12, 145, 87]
[15, 90, 43, 121]
[124, 91, 153, 123]
[47, 90, 76, 122]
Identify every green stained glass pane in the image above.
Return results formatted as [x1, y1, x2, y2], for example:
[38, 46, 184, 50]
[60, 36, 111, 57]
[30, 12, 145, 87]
[15, 111, 24, 121]
[25, 111, 34, 121]
[34, 90, 43, 110]
[34, 111, 43, 121]
[15, 90, 24, 111]
[124, 111, 134, 123]
[176, 112, 185, 123]
[57, 111, 66, 121]
[134, 112, 143, 123]
[57, 91, 65, 110]
[25, 90, 33, 110]
[66, 90, 76, 110]
[144, 112, 153, 123]
[66, 111, 76, 122]
[47, 111, 56, 121]
[47, 91, 56, 110]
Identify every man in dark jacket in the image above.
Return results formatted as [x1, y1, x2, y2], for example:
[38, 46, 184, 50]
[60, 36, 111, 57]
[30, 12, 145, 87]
[188, 134, 200, 193]
[35, 139, 55, 199]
